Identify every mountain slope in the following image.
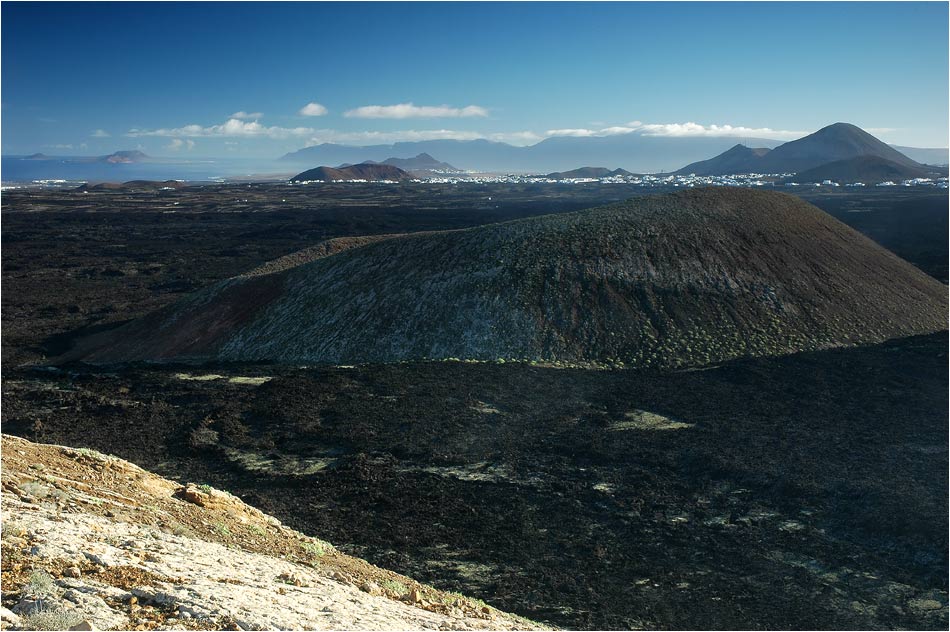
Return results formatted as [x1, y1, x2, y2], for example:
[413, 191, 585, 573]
[291, 164, 412, 182]
[62, 188, 948, 368]
[756, 122, 924, 173]
[0, 435, 535, 631]
[791, 155, 937, 183]
[675, 144, 771, 175]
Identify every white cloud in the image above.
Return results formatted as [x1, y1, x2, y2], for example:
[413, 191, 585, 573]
[635, 122, 805, 139]
[305, 129, 485, 145]
[91, 129, 111, 138]
[490, 130, 544, 144]
[344, 103, 489, 119]
[545, 128, 600, 137]
[165, 138, 196, 151]
[299, 102, 328, 117]
[302, 128, 541, 146]
[126, 118, 315, 139]
[231, 111, 263, 120]
[543, 121, 805, 140]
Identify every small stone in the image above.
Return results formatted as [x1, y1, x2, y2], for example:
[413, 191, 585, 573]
[332, 571, 347, 582]
[481, 606, 491, 614]
[407, 588, 423, 603]
[63, 566, 82, 578]
[128, 596, 138, 605]
[909, 598, 943, 612]
[0, 608, 20, 625]
[68, 621, 97, 631]
[360, 581, 381, 596]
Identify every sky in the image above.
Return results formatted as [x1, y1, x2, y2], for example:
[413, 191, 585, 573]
[2, 1, 948, 159]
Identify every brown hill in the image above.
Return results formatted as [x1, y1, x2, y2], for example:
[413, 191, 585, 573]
[675, 144, 771, 176]
[545, 167, 635, 179]
[291, 164, 413, 182]
[61, 188, 948, 368]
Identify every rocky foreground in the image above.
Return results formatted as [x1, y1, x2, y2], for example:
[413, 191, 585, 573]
[0, 435, 541, 631]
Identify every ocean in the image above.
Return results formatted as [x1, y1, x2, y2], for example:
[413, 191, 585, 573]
[1, 156, 294, 188]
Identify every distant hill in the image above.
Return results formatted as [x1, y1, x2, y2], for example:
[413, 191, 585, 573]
[674, 124, 940, 178]
[23, 153, 51, 161]
[890, 145, 949, 166]
[545, 167, 636, 179]
[75, 180, 186, 192]
[291, 163, 413, 182]
[791, 156, 938, 184]
[62, 188, 947, 369]
[381, 153, 460, 172]
[675, 145, 771, 176]
[99, 150, 149, 164]
[755, 123, 923, 173]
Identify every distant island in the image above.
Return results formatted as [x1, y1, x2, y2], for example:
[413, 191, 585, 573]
[98, 150, 149, 164]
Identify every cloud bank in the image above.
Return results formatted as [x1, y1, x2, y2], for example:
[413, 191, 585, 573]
[127, 118, 315, 140]
[545, 121, 805, 140]
[344, 103, 489, 119]
[230, 111, 263, 120]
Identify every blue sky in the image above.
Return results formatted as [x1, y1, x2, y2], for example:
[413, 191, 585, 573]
[3, 1, 947, 158]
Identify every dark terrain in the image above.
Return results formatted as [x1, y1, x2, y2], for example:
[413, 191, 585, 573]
[291, 163, 413, 182]
[2, 182, 947, 629]
[59, 189, 946, 367]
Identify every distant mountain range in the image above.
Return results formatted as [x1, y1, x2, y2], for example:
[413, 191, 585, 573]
[281, 135, 787, 173]
[291, 163, 413, 182]
[280, 126, 948, 174]
[676, 123, 947, 181]
[891, 146, 949, 166]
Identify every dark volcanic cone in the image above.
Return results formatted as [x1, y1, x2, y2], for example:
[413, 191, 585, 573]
[61, 188, 948, 368]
